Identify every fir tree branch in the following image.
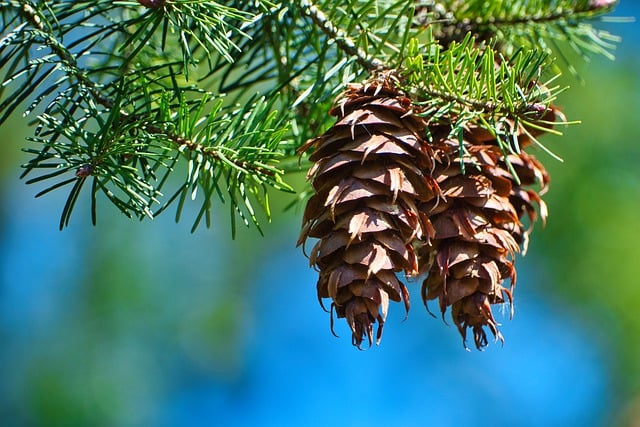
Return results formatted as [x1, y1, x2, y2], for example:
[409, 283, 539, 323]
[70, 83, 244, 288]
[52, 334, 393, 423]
[428, 0, 620, 65]
[3, 1, 292, 230]
[17, 2, 114, 109]
[444, 0, 617, 28]
[403, 33, 555, 117]
[17, 1, 272, 177]
[480, 1, 616, 26]
[117, 112, 277, 178]
[0, 0, 622, 234]
[401, 32, 571, 170]
[299, 0, 386, 72]
[201, 1, 424, 145]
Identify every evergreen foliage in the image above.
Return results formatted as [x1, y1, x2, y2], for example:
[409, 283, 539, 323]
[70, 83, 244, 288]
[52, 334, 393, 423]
[0, 0, 619, 232]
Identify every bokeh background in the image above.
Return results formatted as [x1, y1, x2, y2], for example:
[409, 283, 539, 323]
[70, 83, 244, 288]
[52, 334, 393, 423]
[1, 5, 639, 427]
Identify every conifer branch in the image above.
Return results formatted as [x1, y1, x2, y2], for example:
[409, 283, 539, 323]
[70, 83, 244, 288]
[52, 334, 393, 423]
[16, 1, 275, 179]
[299, 0, 386, 72]
[428, 0, 620, 64]
[0, 0, 621, 233]
[482, 1, 616, 27]
[403, 33, 559, 121]
[442, 0, 617, 29]
[399, 31, 570, 180]
[18, 2, 113, 109]
[2, 1, 292, 231]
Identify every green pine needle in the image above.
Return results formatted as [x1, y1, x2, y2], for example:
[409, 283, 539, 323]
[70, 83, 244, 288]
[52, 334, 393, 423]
[0, 0, 622, 233]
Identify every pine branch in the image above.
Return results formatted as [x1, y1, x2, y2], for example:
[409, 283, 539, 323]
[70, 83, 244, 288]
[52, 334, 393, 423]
[134, 0, 255, 76]
[16, 2, 114, 109]
[0, 0, 622, 234]
[404, 32, 556, 120]
[299, 0, 386, 72]
[427, 0, 620, 67]
[2, 1, 292, 231]
[22, 73, 293, 230]
[202, 0, 424, 144]
[400, 30, 575, 178]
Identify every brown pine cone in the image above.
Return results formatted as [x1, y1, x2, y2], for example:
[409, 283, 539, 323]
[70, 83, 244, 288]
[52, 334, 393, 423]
[418, 115, 555, 349]
[298, 74, 439, 347]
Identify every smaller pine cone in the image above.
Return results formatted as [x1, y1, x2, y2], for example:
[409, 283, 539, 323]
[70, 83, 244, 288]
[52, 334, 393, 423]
[419, 116, 554, 349]
[298, 75, 438, 347]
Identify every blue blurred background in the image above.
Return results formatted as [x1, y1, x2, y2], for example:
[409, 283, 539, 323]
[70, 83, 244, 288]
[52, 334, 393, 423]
[1, 4, 639, 427]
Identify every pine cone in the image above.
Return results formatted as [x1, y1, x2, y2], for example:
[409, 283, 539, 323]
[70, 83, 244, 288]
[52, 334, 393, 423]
[298, 74, 439, 347]
[419, 115, 555, 349]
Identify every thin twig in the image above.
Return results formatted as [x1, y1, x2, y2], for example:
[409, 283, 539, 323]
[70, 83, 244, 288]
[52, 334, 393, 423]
[299, 0, 386, 72]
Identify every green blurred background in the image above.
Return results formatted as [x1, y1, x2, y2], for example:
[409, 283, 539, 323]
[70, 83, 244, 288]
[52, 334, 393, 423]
[1, 6, 639, 427]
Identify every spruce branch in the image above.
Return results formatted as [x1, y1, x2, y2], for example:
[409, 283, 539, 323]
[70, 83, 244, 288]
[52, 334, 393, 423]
[2, 1, 292, 231]
[0, 0, 622, 235]
[403, 33, 560, 122]
[15, 2, 114, 109]
[138, 0, 253, 69]
[400, 31, 573, 179]
[427, 0, 621, 67]
[22, 74, 292, 230]
[299, 0, 385, 72]
[201, 0, 425, 144]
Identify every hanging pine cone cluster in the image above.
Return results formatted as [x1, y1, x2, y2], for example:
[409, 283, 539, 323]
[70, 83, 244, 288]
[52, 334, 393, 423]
[298, 73, 557, 349]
